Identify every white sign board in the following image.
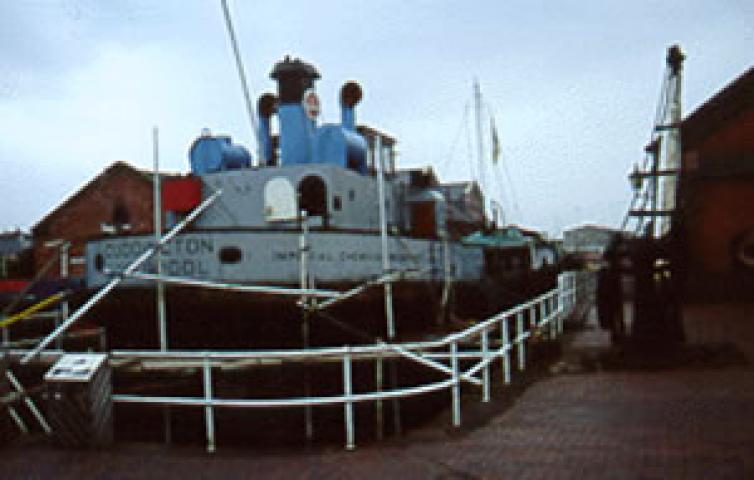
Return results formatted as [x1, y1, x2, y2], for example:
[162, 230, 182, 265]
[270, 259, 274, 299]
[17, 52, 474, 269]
[45, 353, 108, 383]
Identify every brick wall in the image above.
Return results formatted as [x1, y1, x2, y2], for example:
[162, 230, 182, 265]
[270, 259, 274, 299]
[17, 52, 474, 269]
[678, 86, 754, 300]
[32, 166, 156, 279]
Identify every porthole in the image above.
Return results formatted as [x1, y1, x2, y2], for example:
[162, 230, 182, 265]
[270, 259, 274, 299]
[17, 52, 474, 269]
[219, 246, 243, 264]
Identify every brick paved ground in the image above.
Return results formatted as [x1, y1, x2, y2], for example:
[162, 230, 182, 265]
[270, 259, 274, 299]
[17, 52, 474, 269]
[3, 310, 754, 479]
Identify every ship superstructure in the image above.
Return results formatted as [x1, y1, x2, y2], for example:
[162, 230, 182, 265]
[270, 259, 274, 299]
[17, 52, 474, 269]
[81, 57, 549, 349]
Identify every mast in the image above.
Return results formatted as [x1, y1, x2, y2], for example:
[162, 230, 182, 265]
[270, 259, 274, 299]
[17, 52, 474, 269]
[220, 0, 262, 165]
[473, 79, 486, 219]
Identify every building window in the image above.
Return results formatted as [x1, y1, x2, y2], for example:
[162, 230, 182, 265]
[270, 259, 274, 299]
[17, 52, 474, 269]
[112, 200, 131, 232]
[333, 195, 342, 211]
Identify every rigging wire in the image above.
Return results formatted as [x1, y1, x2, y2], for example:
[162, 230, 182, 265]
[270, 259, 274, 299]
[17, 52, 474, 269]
[444, 85, 522, 226]
[220, 0, 262, 163]
[463, 103, 477, 183]
[438, 101, 471, 179]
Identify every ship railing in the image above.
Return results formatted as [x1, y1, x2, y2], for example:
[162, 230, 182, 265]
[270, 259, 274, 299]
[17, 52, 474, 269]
[5, 272, 580, 453]
[118, 274, 577, 452]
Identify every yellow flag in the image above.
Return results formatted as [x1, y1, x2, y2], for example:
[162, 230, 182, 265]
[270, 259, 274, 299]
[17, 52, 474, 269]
[491, 118, 500, 164]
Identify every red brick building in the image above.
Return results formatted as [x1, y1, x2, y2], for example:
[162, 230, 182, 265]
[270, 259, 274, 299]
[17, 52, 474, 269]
[31, 162, 165, 280]
[676, 67, 754, 299]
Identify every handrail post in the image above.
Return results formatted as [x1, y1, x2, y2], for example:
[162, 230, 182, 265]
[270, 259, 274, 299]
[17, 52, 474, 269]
[440, 233, 452, 322]
[376, 135, 401, 436]
[550, 292, 560, 338]
[541, 298, 550, 340]
[481, 329, 490, 403]
[375, 135, 395, 339]
[299, 213, 314, 443]
[57, 241, 70, 351]
[342, 347, 355, 450]
[203, 355, 216, 453]
[450, 341, 461, 427]
[374, 355, 384, 441]
[538, 300, 544, 338]
[516, 311, 525, 371]
[530, 305, 537, 332]
[154, 127, 172, 446]
[569, 273, 576, 314]
[557, 275, 566, 334]
[539, 297, 555, 341]
[549, 295, 557, 339]
[558, 292, 565, 334]
[501, 316, 511, 384]
[153, 127, 168, 352]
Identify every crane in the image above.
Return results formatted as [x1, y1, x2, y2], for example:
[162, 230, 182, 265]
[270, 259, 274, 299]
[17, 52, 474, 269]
[622, 45, 685, 239]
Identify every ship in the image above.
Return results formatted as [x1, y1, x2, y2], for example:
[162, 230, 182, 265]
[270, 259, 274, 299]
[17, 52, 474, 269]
[82, 56, 558, 350]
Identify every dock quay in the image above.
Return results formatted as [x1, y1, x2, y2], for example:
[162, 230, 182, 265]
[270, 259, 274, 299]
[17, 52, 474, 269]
[2, 300, 752, 479]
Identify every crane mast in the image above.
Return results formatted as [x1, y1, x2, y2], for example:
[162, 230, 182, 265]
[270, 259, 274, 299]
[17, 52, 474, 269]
[658, 45, 685, 237]
[624, 45, 685, 239]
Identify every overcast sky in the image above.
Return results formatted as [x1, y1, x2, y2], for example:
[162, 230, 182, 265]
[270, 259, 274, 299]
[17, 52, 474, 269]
[1, 0, 752, 236]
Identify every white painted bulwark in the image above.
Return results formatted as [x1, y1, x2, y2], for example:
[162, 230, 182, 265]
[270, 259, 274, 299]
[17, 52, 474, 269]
[86, 231, 484, 286]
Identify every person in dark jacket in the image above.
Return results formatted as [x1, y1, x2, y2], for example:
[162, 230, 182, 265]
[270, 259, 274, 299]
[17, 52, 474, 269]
[597, 235, 624, 343]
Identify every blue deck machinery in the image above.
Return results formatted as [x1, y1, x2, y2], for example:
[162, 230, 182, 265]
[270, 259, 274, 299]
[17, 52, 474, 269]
[189, 56, 368, 176]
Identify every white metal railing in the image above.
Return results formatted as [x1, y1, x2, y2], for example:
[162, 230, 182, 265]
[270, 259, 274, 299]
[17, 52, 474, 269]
[3, 272, 581, 451]
[102, 274, 578, 453]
